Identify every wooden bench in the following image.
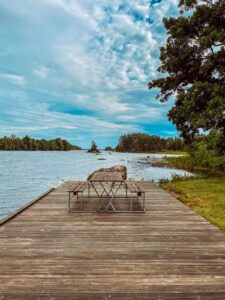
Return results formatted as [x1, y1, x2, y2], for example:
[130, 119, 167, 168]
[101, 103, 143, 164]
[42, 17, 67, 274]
[68, 182, 89, 211]
[125, 181, 145, 212]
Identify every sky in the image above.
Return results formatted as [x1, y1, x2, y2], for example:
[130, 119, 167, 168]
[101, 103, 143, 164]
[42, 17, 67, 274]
[0, 0, 180, 148]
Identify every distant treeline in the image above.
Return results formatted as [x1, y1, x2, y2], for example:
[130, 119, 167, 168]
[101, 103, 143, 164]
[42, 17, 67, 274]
[115, 133, 184, 152]
[0, 135, 81, 151]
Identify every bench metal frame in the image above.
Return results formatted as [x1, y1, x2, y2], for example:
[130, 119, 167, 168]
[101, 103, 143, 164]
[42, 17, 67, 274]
[125, 181, 145, 212]
[90, 181, 125, 212]
[68, 181, 145, 213]
[68, 182, 90, 212]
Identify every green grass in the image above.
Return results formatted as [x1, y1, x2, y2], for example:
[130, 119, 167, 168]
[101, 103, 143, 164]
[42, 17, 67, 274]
[166, 153, 225, 173]
[158, 150, 187, 155]
[115, 150, 187, 155]
[160, 177, 225, 231]
[165, 155, 197, 171]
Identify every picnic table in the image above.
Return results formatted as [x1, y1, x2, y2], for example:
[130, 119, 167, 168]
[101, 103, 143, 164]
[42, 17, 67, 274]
[68, 171, 145, 213]
[88, 171, 125, 212]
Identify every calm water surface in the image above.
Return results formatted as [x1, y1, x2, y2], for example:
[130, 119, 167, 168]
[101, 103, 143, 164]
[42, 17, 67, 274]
[0, 151, 191, 220]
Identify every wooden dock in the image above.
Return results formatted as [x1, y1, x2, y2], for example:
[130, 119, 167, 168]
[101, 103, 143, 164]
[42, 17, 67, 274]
[0, 181, 225, 299]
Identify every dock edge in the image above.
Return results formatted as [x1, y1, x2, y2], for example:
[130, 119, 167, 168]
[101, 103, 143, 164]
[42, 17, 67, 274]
[0, 188, 55, 226]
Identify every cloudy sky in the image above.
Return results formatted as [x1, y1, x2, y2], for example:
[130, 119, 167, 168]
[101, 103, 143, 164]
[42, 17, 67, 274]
[0, 0, 180, 148]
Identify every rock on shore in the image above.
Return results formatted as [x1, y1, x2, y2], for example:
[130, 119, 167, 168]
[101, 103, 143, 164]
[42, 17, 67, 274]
[87, 165, 127, 180]
[138, 156, 168, 167]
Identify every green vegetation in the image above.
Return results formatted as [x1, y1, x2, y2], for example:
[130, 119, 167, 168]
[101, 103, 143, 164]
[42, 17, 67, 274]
[149, 0, 225, 150]
[165, 131, 225, 172]
[87, 140, 100, 153]
[148, 0, 225, 239]
[166, 153, 225, 173]
[105, 146, 114, 151]
[0, 135, 81, 151]
[157, 150, 187, 155]
[160, 176, 225, 231]
[148, 0, 225, 232]
[116, 133, 184, 152]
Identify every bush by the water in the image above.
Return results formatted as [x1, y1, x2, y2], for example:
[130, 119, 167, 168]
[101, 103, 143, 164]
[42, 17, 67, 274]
[167, 140, 225, 172]
[105, 146, 114, 151]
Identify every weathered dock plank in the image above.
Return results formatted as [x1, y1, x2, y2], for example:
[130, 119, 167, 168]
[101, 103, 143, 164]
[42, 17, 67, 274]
[0, 181, 225, 299]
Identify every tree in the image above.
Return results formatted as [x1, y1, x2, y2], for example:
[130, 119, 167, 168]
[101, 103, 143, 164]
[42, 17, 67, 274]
[87, 141, 100, 153]
[149, 0, 225, 150]
[115, 133, 184, 152]
[0, 136, 79, 151]
[105, 146, 114, 151]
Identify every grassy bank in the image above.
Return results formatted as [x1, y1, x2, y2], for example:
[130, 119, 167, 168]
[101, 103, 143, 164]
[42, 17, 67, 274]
[160, 177, 225, 231]
[166, 154, 225, 173]
[158, 150, 187, 155]
[115, 150, 187, 155]
[166, 155, 196, 171]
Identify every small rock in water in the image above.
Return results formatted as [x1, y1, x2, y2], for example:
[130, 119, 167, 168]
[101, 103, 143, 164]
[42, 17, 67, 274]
[138, 157, 168, 167]
[129, 177, 143, 181]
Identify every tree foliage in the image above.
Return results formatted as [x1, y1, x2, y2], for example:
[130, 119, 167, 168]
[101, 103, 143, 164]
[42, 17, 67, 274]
[87, 140, 100, 153]
[149, 0, 225, 148]
[0, 135, 81, 151]
[105, 146, 114, 151]
[116, 133, 184, 152]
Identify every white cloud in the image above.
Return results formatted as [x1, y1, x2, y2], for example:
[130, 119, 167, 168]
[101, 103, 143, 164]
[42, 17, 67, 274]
[0, 101, 138, 138]
[53, 1, 159, 90]
[69, 93, 131, 115]
[33, 66, 50, 79]
[116, 106, 163, 124]
[0, 73, 26, 86]
[52, 0, 163, 120]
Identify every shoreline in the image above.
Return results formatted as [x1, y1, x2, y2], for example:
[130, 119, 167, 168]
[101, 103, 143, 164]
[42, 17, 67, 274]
[0, 149, 187, 154]
[137, 156, 169, 168]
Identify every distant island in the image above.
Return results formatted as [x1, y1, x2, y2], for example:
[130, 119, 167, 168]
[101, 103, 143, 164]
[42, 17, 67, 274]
[0, 135, 81, 151]
[115, 133, 184, 153]
[0, 133, 185, 152]
[87, 141, 100, 153]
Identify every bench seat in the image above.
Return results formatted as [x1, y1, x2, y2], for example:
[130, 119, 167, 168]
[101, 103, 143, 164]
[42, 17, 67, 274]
[125, 181, 144, 196]
[69, 182, 89, 195]
[68, 182, 89, 212]
[125, 181, 145, 212]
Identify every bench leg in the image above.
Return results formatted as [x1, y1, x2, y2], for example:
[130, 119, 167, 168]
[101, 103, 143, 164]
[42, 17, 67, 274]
[143, 192, 145, 211]
[68, 192, 71, 212]
[79, 191, 84, 210]
[130, 193, 133, 211]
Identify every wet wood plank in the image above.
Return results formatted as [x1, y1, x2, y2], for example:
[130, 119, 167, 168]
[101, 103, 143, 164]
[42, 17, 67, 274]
[0, 181, 225, 299]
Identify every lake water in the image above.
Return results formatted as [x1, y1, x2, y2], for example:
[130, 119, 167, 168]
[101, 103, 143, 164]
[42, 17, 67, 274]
[0, 151, 191, 220]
